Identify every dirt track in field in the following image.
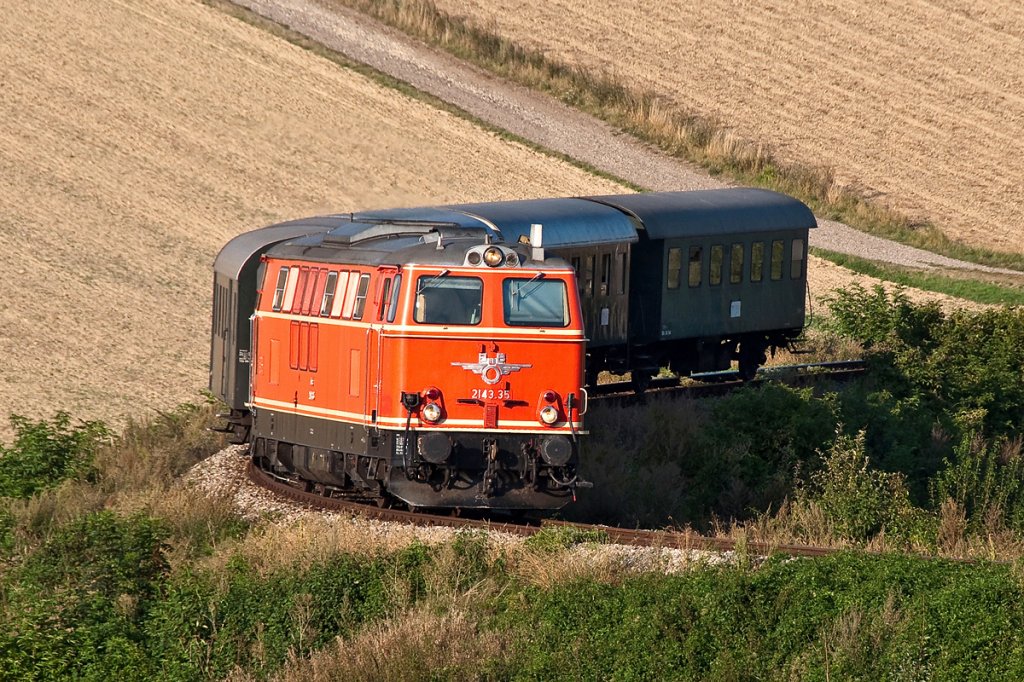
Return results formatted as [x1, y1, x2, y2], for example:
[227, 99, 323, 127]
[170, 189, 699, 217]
[430, 0, 1024, 254]
[0, 0, 623, 436]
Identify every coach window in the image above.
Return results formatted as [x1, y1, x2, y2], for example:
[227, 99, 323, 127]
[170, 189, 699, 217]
[710, 245, 724, 286]
[667, 247, 682, 289]
[730, 243, 744, 284]
[618, 252, 628, 294]
[584, 255, 595, 297]
[600, 253, 611, 296]
[503, 277, 569, 327]
[688, 246, 702, 287]
[771, 240, 785, 281]
[352, 274, 371, 320]
[570, 257, 582, 292]
[272, 267, 290, 311]
[791, 238, 806, 279]
[319, 271, 338, 316]
[751, 242, 765, 282]
[415, 275, 482, 325]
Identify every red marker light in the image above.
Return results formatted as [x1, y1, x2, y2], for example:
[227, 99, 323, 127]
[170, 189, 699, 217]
[543, 390, 557, 403]
[423, 387, 441, 401]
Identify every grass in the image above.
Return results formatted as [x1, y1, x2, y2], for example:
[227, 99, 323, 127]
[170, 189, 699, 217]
[5, 402, 1024, 678]
[813, 247, 1024, 305]
[321, 0, 1024, 272]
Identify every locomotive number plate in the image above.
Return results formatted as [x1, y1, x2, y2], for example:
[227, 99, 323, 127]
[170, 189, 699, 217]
[470, 387, 512, 401]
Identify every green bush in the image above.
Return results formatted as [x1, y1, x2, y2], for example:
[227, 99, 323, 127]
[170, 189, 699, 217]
[0, 412, 109, 499]
[145, 544, 431, 680]
[573, 384, 836, 528]
[493, 552, 1024, 680]
[824, 284, 943, 350]
[825, 285, 1024, 440]
[524, 526, 609, 553]
[0, 511, 169, 680]
[803, 431, 929, 543]
[933, 432, 1024, 534]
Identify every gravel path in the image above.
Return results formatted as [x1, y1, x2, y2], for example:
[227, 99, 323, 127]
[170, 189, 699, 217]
[233, 0, 1017, 275]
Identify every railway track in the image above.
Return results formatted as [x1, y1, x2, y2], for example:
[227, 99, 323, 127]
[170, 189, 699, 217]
[589, 359, 866, 403]
[247, 461, 836, 559]
[243, 360, 868, 561]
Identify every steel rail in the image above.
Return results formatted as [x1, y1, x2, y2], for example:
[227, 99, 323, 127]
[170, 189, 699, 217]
[247, 461, 839, 559]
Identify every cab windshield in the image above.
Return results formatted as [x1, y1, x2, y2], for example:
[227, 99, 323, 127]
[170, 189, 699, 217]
[414, 275, 482, 325]
[503, 277, 569, 327]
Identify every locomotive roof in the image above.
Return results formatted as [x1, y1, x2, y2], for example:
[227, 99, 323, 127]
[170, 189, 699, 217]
[214, 220, 336, 279]
[259, 215, 570, 269]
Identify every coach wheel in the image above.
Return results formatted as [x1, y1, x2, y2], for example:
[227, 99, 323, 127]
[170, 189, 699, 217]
[631, 371, 652, 396]
[738, 342, 767, 382]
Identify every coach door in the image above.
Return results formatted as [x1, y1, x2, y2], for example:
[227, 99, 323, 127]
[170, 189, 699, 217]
[569, 244, 629, 348]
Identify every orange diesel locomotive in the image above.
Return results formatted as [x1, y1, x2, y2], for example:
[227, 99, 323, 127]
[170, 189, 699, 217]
[211, 215, 588, 510]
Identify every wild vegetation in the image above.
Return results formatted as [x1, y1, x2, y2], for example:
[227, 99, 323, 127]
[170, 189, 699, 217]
[1, 289, 1023, 679]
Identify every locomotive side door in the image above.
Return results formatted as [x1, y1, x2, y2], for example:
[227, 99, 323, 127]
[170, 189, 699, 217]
[369, 267, 401, 425]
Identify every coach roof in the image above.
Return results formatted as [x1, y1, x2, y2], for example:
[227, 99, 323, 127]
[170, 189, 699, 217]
[585, 188, 817, 239]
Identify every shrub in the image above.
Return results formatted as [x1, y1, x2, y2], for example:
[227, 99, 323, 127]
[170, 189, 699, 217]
[0, 511, 169, 680]
[494, 552, 1024, 680]
[524, 526, 608, 554]
[0, 412, 109, 499]
[145, 544, 431, 680]
[932, 433, 1024, 534]
[802, 430, 928, 543]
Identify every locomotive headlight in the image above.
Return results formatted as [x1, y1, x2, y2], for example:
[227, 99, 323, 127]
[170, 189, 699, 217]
[483, 247, 504, 267]
[421, 402, 443, 423]
[539, 405, 559, 425]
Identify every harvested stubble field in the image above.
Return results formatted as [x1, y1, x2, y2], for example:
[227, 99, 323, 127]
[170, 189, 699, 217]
[430, 0, 1024, 254]
[0, 0, 992, 437]
[0, 0, 622, 435]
